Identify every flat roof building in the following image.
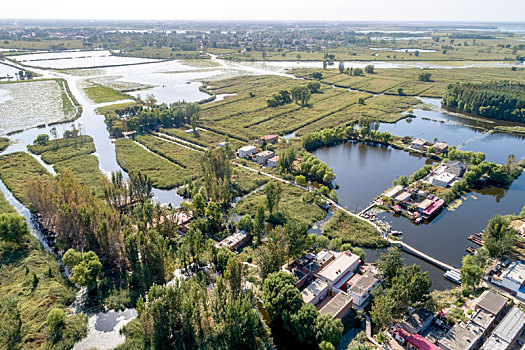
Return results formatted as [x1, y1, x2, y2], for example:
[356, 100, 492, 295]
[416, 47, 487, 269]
[480, 335, 510, 350]
[402, 308, 434, 335]
[432, 172, 456, 188]
[438, 323, 483, 350]
[347, 273, 379, 308]
[476, 290, 508, 317]
[492, 307, 525, 345]
[470, 309, 496, 331]
[255, 150, 275, 165]
[317, 251, 360, 290]
[502, 261, 525, 293]
[301, 279, 329, 305]
[384, 185, 404, 199]
[238, 145, 257, 159]
[319, 292, 353, 319]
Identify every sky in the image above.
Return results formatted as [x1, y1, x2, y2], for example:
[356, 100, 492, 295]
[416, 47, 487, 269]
[2, 0, 525, 22]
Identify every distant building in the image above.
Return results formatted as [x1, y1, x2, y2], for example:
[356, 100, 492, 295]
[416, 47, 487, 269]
[445, 160, 467, 177]
[438, 323, 483, 350]
[383, 185, 405, 199]
[433, 142, 449, 154]
[255, 150, 274, 165]
[401, 308, 434, 335]
[492, 307, 525, 345]
[218, 141, 230, 148]
[470, 309, 496, 333]
[432, 172, 456, 187]
[347, 273, 380, 308]
[410, 138, 427, 151]
[238, 145, 257, 159]
[216, 232, 251, 251]
[256, 134, 279, 145]
[319, 291, 354, 319]
[317, 251, 361, 290]
[301, 279, 329, 305]
[394, 191, 412, 204]
[267, 155, 279, 168]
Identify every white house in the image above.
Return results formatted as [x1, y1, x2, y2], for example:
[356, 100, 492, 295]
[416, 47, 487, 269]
[255, 150, 274, 165]
[347, 273, 379, 307]
[238, 145, 257, 159]
[502, 261, 525, 295]
[301, 279, 329, 305]
[445, 160, 467, 177]
[410, 138, 427, 151]
[432, 172, 456, 187]
[317, 251, 361, 290]
[267, 155, 279, 168]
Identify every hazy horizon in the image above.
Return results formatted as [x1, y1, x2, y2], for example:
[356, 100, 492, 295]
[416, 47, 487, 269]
[2, 0, 525, 23]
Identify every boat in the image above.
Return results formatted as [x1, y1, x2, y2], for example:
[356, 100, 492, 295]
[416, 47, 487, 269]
[444, 270, 461, 284]
[391, 230, 403, 236]
[475, 232, 483, 238]
[468, 235, 483, 246]
[466, 247, 475, 254]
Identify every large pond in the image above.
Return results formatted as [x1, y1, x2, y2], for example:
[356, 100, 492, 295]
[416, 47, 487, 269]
[379, 98, 525, 164]
[315, 103, 525, 289]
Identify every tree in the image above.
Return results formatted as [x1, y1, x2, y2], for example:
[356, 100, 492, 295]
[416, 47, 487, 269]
[238, 215, 254, 233]
[0, 296, 22, 347]
[377, 248, 403, 286]
[262, 271, 302, 323]
[34, 134, 49, 146]
[254, 204, 266, 245]
[339, 61, 345, 74]
[205, 201, 223, 233]
[418, 72, 432, 82]
[296, 175, 307, 186]
[0, 213, 29, 247]
[299, 87, 311, 107]
[357, 97, 365, 105]
[265, 182, 282, 214]
[370, 293, 395, 329]
[311, 72, 323, 80]
[62, 249, 102, 289]
[319, 341, 336, 350]
[364, 64, 374, 74]
[315, 313, 343, 346]
[284, 219, 308, 261]
[397, 87, 404, 96]
[353, 68, 363, 76]
[307, 81, 321, 93]
[46, 308, 65, 343]
[483, 215, 515, 258]
[461, 254, 484, 289]
[289, 303, 318, 344]
[201, 147, 232, 204]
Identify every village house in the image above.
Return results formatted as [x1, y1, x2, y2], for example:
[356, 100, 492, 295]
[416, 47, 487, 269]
[215, 231, 251, 251]
[301, 279, 329, 305]
[500, 261, 525, 299]
[255, 150, 274, 165]
[480, 307, 525, 350]
[383, 184, 405, 199]
[218, 141, 230, 148]
[438, 323, 483, 350]
[475, 290, 508, 318]
[319, 291, 354, 319]
[316, 251, 361, 290]
[410, 138, 428, 151]
[432, 172, 456, 187]
[267, 155, 279, 168]
[444, 160, 467, 177]
[346, 273, 380, 308]
[433, 142, 449, 154]
[238, 145, 257, 159]
[393, 328, 440, 350]
[255, 134, 279, 145]
[401, 308, 434, 335]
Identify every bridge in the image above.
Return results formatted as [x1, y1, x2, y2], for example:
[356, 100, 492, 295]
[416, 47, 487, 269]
[389, 239, 459, 272]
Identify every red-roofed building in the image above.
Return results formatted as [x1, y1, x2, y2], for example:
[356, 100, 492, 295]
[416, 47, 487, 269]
[256, 134, 279, 145]
[394, 327, 411, 344]
[407, 333, 440, 350]
[422, 200, 444, 218]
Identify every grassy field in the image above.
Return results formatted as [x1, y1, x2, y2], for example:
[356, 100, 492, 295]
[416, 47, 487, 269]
[0, 237, 85, 349]
[28, 136, 95, 163]
[114, 138, 193, 189]
[234, 181, 327, 227]
[84, 83, 133, 104]
[322, 210, 387, 248]
[0, 137, 9, 152]
[54, 154, 107, 196]
[159, 127, 243, 149]
[0, 191, 16, 215]
[0, 152, 51, 208]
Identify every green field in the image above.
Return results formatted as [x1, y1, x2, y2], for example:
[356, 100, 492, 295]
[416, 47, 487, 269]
[322, 210, 387, 248]
[114, 138, 194, 189]
[84, 83, 133, 104]
[0, 152, 51, 208]
[54, 154, 107, 196]
[234, 181, 327, 227]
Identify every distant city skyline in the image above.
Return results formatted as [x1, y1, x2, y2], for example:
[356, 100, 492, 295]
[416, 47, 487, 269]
[2, 0, 525, 23]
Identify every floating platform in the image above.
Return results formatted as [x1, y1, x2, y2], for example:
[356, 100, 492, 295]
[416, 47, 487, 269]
[444, 270, 461, 284]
